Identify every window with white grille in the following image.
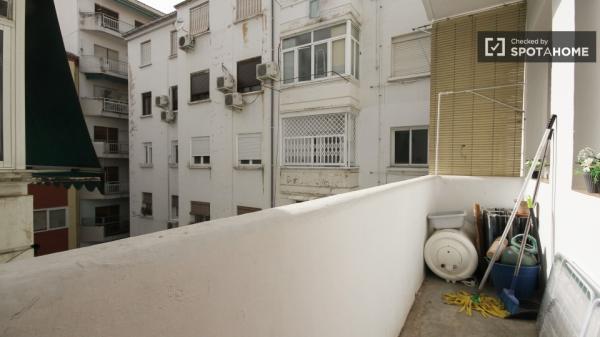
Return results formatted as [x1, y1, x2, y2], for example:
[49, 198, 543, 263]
[391, 32, 430, 79]
[190, 3, 209, 36]
[140, 40, 151, 66]
[237, 133, 261, 165]
[236, 0, 260, 21]
[282, 112, 356, 167]
[191, 136, 210, 165]
[169, 31, 177, 57]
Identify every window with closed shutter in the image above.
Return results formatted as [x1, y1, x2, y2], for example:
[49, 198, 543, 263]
[170, 31, 177, 57]
[238, 133, 261, 165]
[190, 201, 210, 223]
[191, 136, 210, 165]
[429, 3, 526, 177]
[140, 40, 151, 66]
[391, 32, 430, 79]
[236, 0, 260, 21]
[190, 3, 209, 36]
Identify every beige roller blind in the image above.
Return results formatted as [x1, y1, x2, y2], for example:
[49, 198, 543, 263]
[190, 201, 210, 216]
[429, 2, 526, 177]
[190, 3, 209, 36]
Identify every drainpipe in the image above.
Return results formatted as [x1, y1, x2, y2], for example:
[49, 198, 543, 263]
[270, 0, 275, 208]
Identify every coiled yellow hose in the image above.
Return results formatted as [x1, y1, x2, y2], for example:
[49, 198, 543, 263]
[443, 291, 509, 318]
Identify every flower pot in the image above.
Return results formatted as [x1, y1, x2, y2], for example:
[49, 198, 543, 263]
[583, 172, 600, 193]
[532, 170, 539, 179]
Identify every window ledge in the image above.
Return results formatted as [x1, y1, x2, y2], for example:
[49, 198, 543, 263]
[233, 12, 263, 25]
[189, 163, 211, 169]
[388, 73, 430, 83]
[281, 75, 358, 90]
[234, 164, 264, 170]
[188, 98, 211, 105]
[168, 54, 177, 60]
[140, 114, 153, 118]
[139, 214, 154, 219]
[139, 63, 152, 69]
[139, 163, 154, 168]
[192, 30, 210, 39]
[573, 188, 600, 198]
[386, 166, 428, 173]
[241, 90, 264, 96]
[169, 163, 178, 168]
[281, 166, 359, 171]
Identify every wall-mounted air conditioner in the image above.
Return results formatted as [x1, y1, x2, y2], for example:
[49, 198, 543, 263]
[256, 62, 278, 81]
[179, 34, 195, 51]
[216, 74, 235, 93]
[224, 93, 244, 110]
[155, 95, 169, 107]
[161, 110, 177, 123]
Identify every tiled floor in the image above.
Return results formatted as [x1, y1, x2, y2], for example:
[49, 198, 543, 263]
[398, 276, 537, 337]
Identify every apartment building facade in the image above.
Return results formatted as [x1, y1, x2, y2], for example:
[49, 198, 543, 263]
[126, 0, 430, 233]
[54, 0, 162, 244]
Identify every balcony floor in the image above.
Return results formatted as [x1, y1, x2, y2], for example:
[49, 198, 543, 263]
[398, 276, 537, 337]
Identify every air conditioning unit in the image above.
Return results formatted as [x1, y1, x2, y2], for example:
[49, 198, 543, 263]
[155, 95, 169, 107]
[160, 110, 177, 123]
[224, 93, 244, 110]
[167, 220, 179, 229]
[179, 34, 195, 51]
[216, 74, 235, 93]
[256, 62, 278, 81]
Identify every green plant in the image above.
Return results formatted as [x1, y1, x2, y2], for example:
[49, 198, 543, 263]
[525, 159, 549, 170]
[576, 147, 600, 184]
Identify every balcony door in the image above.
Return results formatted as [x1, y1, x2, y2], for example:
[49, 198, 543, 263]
[94, 126, 118, 143]
[104, 166, 119, 183]
[94, 45, 118, 62]
[94, 4, 119, 20]
[95, 205, 119, 224]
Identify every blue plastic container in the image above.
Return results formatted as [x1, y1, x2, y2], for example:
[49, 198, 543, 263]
[490, 262, 540, 300]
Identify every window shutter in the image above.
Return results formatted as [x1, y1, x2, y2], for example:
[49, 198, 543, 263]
[191, 137, 209, 156]
[238, 133, 261, 161]
[190, 201, 210, 216]
[429, 2, 526, 177]
[141, 41, 151, 65]
[170, 31, 177, 56]
[236, 0, 260, 21]
[190, 3, 209, 35]
[392, 33, 431, 78]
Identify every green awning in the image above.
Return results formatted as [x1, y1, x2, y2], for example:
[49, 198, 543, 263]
[31, 171, 103, 191]
[25, 0, 100, 169]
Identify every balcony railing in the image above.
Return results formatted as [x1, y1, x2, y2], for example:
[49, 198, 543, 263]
[283, 135, 346, 166]
[81, 216, 130, 239]
[104, 181, 128, 195]
[80, 56, 128, 79]
[103, 142, 128, 155]
[80, 12, 135, 35]
[102, 98, 128, 115]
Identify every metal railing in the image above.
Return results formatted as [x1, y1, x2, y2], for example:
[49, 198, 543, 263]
[102, 98, 128, 115]
[94, 13, 134, 34]
[102, 58, 128, 76]
[283, 135, 346, 166]
[80, 55, 128, 77]
[104, 181, 129, 194]
[103, 142, 128, 155]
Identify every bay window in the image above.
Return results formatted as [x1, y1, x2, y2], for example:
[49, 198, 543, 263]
[281, 20, 359, 84]
[282, 112, 356, 167]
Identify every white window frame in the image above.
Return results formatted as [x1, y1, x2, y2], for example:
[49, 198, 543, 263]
[237, 133, 262, 166]
[169, 30, 177, 58]
[142, 142, 153, 167]
[189, 2, 209, 36]
[390, 126, 429, 167]
[0, 23, 13, 168]
[390, 31, 431, 80]
[190, 136, 210, 167]
[140, 40, 151, 66]
[281, 20, 359, 85]
[33, 207, 69, 233]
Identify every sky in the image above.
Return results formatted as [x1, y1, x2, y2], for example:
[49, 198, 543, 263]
[140, 0, 180, 14]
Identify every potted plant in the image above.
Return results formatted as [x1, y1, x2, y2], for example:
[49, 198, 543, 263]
[576, 147, 600, 193]
[525, 159, 550, 179]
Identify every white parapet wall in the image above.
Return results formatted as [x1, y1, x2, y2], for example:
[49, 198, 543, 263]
[0, 175, 524, 337]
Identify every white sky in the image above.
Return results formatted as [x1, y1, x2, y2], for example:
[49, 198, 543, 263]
[140, 0, 180, 14]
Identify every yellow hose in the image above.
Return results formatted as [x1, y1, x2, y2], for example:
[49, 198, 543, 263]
[443, 291, 509, 318]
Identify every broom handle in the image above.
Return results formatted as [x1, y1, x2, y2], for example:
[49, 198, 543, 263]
[478, 115, 556, 292]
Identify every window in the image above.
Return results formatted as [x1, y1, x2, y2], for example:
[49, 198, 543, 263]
[135, 20, 143, 28]
[140, 40, 151, 66]
[33, 208, 68, 232]
[170, 140, 179, 165]
[190, 201, 210, 223]
[95, 205, 119, 224]
[170, 31, 177, 57]
[93, 126, 118, 143]
[171, 195, 179, 219]
[170, 85, 178, 111]
[142, 92, 152, 116]
[190, 71, 209, 102]
[141, 192, 153, 216]
[236, 0, 260, 21]
[0, 0, 12, 19]
[237, 206, 261, 215]
[237, 57, 262, 93]
[104, 166, 119, 183]
[143, 142, 153, 166]
[309, 0, 320, 18]
[95, 4, 118, 20]
[281, 21, 358, 84]
[237, 133, 261, 165]
[94, 44, 118, 62]
[191, 136, 210, 165]
[0, 30, 3, 162]
[391, 32, 431, 79]
[190, 3, 209, 36]
[391, 127, 428, 166]
[282, 112, 356, 167]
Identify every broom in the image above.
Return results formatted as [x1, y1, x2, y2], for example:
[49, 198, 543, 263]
[442, 115, 556, 318]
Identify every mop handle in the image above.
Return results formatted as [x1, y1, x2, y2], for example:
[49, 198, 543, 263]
[511, 212, 534, 290]
[478, 114, 556, 292]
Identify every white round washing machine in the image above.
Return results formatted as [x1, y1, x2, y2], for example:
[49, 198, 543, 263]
[424, 211, 478, 282]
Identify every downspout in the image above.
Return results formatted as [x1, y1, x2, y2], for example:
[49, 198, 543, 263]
[270, 0, 275, 207]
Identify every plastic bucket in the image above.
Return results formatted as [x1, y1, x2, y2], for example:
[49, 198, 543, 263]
[490, 262, 539, 300]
